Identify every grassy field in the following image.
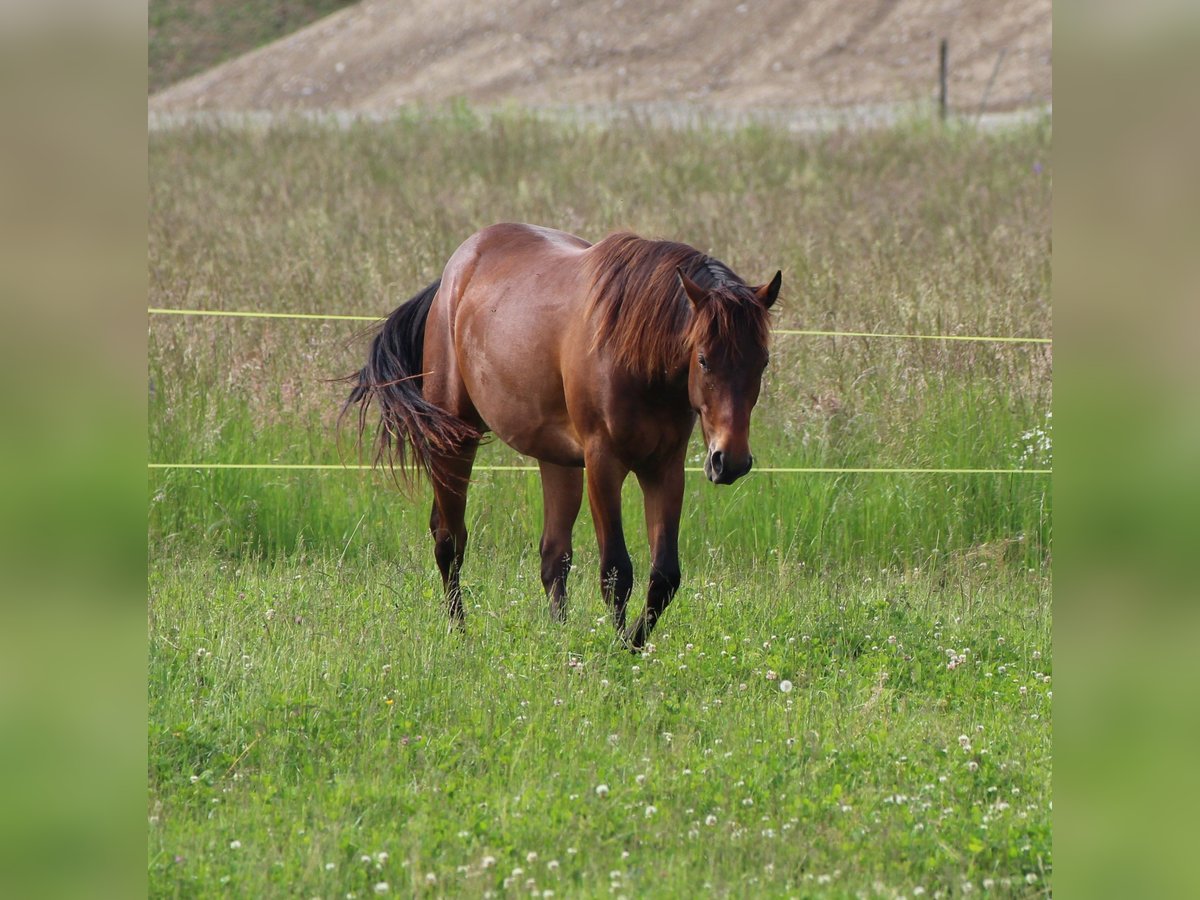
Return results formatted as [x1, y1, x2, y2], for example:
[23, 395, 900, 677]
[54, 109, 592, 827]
[148, 112, 1052, 896]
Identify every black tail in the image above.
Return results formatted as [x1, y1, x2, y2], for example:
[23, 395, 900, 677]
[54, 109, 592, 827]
[341, 279, 480, 485]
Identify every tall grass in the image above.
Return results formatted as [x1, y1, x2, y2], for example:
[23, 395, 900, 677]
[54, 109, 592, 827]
[149, 111, 1052, 570]
[148, 112, 1052, 897]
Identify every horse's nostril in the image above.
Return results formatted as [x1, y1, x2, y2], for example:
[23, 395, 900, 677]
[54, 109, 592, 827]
[710, 450, 724, 476]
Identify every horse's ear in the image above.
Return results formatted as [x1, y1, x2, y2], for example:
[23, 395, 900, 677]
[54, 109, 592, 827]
[677, 266, 708, 308]
[753, 270, 782, 309]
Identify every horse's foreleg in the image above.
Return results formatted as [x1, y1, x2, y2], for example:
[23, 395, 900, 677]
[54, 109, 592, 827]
[584, 452, 633, 635]
[538, 461, 584, 622]
[628, 463, 685, 650]
[429, 443, 479, 629]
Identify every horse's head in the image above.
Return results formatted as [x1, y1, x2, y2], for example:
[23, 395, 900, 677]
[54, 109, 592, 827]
[679, 267, 781, 485]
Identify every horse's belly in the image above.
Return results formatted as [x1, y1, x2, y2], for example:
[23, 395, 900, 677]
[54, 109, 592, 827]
[456, 324, 585, 468]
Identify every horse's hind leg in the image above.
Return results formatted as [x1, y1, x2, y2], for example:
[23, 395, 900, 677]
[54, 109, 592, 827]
[538, 462, 584, 622]
[429, 443, 479, 628]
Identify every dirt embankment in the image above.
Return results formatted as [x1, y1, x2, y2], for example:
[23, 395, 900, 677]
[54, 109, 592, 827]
[150, 0, 1050, 117]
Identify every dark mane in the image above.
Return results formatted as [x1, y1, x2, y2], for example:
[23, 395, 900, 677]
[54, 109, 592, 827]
[584, 232, 771, 380]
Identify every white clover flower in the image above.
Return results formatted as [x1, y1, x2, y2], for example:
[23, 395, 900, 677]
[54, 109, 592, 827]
[779, 680, 793, 693]
[1026, 873, 1038, 884]
[547, 859, 559, 871]
[325, 862, 336, 871]
[526, 852, 538, 864]
[705, 814, 718, 826]
[481, 855, 496, 868]
[635, 774, 646, 786]
[373, 883, 389, 895]
[229, 840, 242, 850]
[595, 784, 609, 798]
[424, 873, 436, 885]
[644, 805, 657, 817]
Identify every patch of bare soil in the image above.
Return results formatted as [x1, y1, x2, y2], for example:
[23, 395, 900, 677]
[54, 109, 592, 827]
[149, 0, 1050, 117]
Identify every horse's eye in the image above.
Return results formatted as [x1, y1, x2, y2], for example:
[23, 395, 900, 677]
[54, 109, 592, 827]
[698, 354, 709, 372]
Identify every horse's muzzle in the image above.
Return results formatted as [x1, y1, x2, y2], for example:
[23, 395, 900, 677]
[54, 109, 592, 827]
[705, 449, 753, 485]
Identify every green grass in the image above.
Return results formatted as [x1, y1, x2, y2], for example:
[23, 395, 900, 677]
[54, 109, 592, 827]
[149, 0, 358, 93]
[148, 112, 1052, 895]
[149, 554, 1050, 897]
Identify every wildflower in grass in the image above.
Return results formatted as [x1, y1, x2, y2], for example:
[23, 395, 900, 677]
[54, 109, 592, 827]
[547, 859, 559, 871]
[705, 814, 718, 826]
[229, 840, 242, 850]
[325, 862, 336, 871]
[967, 760, 979, 772]
[373, 883, 389, 894]
[526, 852, 538, 864]
[765, 669, 778, 680]
[595, 784, 609, 798]
[1025, 873, 1038, 884]
[635, 774, 646, 786]
[779, 680, 793, 693]
[645, 805, 658, 817]
[376, 852, 388, 864]
[481, 855, 496, 868]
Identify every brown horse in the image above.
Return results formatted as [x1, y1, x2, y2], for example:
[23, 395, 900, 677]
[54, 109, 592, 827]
[345, 224, 780, 648]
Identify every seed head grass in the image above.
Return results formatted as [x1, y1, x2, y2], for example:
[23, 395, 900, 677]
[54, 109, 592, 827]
[148, 110, 1051, 895]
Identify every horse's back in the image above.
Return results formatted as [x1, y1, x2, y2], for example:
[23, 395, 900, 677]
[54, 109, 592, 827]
[429, 224, 596, 465]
